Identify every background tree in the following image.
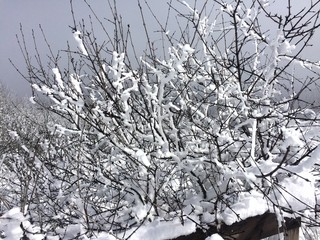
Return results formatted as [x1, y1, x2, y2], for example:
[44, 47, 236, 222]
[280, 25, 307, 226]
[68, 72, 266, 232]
[4, 0, 320, 239]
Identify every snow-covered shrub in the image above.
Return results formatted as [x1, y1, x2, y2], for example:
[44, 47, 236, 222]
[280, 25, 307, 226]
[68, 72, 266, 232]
[0, 86, 48, 213]
[9, 0, 320, 238]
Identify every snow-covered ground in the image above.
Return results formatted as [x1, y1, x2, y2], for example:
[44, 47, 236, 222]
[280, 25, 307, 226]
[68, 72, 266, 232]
[0, 208, 224, 239]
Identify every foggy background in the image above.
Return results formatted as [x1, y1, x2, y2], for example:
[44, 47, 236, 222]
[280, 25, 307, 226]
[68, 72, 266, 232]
[0, 0, 168, 96]
[1, 0, 320, 103]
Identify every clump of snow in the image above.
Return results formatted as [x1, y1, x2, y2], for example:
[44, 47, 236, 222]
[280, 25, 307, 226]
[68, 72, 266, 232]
[202, 212, 216, 224]
[73, 30, 88, 56]
[0, 208, 25, 239]
[69, 73, 82, 95]
[52, 68, 64, 89]
[272, 172, 316, 213]
[8, 130, 19, 139]
[281, 126, 304, 148]
[0, 208, 44, 240]
[125, 216, 198, 240]
[205, 234, 224, 240]
[29, 96, 36, 104]
[278, 39, 296, 55]
[222, 191, 269, 225]
[91, 232, 117, 240]
[135, 149, 150, 167]
[303, 109, 316, 119]
[55, 224, 87, 240]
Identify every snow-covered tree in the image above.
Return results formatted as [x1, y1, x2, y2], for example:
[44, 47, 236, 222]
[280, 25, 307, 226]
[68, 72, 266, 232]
[8, 0, 320, 239]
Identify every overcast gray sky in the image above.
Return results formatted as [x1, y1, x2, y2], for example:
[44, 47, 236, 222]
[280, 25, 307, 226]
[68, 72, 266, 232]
[1, 0, 320, 100]
[1, 0, 69, 95]
[0, 0, 168, 96]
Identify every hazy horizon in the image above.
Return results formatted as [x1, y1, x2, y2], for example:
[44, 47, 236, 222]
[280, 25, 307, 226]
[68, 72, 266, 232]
[0, 0, 168, 96]
[1, 0, 320, 105]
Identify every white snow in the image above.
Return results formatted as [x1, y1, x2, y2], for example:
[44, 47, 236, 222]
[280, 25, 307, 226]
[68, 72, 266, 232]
[52, 68, 64, 89]
[2, 2, 320, 239]
[272, 172, 316, 212]
[8, 130, 19, 139]
[278, 39, 296, 55]
[73, 30, 88, 56]
[135, 149, 150, 167]
[125, 216, 197, 240]
[0, 208, 25, 239]
[280, 126, 304, 148]
[222, 191, 269, 225]
[69, 73, 82, 95]
[205, 234, 224, 240]
[91, 232, 117, 240]
[0, 208, 44, 240]
[29, 96, 36, 104]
